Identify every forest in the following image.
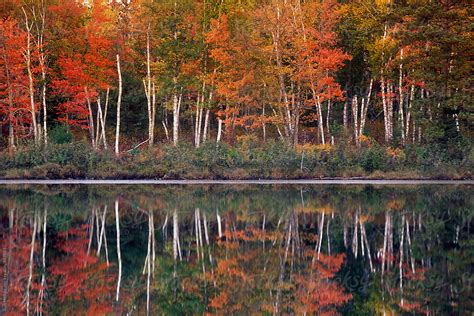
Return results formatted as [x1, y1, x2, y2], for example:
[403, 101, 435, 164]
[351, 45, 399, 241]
[0, 0, 472, 179]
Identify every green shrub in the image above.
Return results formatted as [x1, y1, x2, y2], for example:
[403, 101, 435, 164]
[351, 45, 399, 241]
[49, 125, 73, 144]
[361, 145, 388, 172]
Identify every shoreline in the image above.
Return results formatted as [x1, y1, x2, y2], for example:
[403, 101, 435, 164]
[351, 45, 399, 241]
[0, 179, 472, 185]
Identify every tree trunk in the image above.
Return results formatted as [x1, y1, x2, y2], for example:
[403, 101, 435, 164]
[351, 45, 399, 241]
[85, 88, 96, 148]
[381, 75, 389, 143]
[326, 100, 331, 144]
[173, 209, 182, 261]
[194, 93, 201, 147]
[144, 26, 154, 147]
[115, 54, 122, 155]
[399, 49, 405, 144]
[388, 83, 394, 141]
[352, 96, 359, 146]
[343, 100, 348, 131]
[216, 117, 223, 143]
[407, 84, 414, 143]
[316, 96, 325, 145]
[172, 90, 180, 146]
[270, 7, 291, 141]
[151, 81, 156, 145]
[26, 213, 37, 316]
[23, 8, 39, 145]
[115, 200, 122, 301]
[100, 88, 109, 148]
[203, 109, 210, 143]
[1, 45, 16, 151]
[360, 78, 373, 136]
[96, 96, 107, 149]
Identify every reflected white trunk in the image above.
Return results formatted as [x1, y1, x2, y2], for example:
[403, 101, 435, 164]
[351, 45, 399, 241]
[115, 200, 122, 301]
[26, 213, 38, 316]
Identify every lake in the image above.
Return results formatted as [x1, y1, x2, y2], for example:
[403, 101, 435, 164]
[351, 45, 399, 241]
[0, 183, 472, 314]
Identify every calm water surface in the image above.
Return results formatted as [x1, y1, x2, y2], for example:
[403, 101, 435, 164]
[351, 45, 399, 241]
[0, 184, 472, 315]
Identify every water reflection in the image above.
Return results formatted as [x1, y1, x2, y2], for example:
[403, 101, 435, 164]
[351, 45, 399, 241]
[0, 185, 472, 314]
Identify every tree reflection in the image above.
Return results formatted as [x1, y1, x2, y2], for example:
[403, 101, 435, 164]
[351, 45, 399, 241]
[0, 185, 471, 314]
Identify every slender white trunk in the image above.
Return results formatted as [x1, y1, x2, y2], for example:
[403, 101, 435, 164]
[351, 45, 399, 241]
[115, 54, 122, 155]
[326, 100, 331, 143]
[172, 91, 180, 146]
[151, 81, 156, 145]
[399, 49, 405, 144]
[317, 212, 325, 259]
[144, 26, 155, 146]
[194, 93, 201, 147]
[399, 214, 405, 305]
[97, 206, 108, 263]
[216, 209, 222, 238]
[87, 211, 94, 256]
[406, 219, 415, 274]
[203, 109, 210, 143]
[352, 96, 359, 146]
[145, 213, 152, 315]
[316, 96, 325, 145]
[162, 120, 169, 141]
[361, 222, 374, 272]
[360, 78, 373, 136]
[381, 75, 389, 143]
[216, 118, 223, 143]
[85, 88, 96, 148]
[23, 8, 39, 144]
[352, 211, 359, 258]
[26, 213, 37, 316]
[115, 200, 122, 301]
[35, 6, 48, 145]
[38, 207, 47, 316]
[97, 88, 109, 147]
[97, 97, 107, 149]
[173, 209, 181, 261]
[388, 83, 394, 141]
[406, 84, 414, 142]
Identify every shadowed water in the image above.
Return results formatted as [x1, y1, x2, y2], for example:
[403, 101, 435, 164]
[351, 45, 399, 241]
[0, 184, 472, 314]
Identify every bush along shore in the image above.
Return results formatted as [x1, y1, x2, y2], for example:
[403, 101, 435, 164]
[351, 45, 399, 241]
[0, 136, 471, 180]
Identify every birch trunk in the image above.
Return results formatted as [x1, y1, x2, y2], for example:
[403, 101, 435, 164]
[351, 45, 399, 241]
[216, 118, 223, 143]
[23, 8, 39, 144]
[407, 84, 414, 143]
[388, 82, 394, 141]
[399, 49, 405, 144]
[203, 109, 210, 143]
[33, 4, 48, 145]
[316, 96, 325, 145]
[96, 97, 107, 149]
[85, 88, 96, 149]
[26, 213, 37, 316]
[146, 215, 151, 315]
[270, 5, 291, 140]
[38, 206, 47, 315]
[115, 54, 122, 155]
[172, 91, 180, 146]
[360, 78, 373, 136]
[173, 209, 182, 261]
[352, 96, 359, 146]
[381, 75, 389, 143]
[326, 100, 331, 144]
[343, 100, 348, 131]
[194, 93, 201, 147]
[151, 81, 156, 145]
[144, 26, 155, 147]
[115, 200, 122, 301]
[1, 42, 16, 151]
[399, 214, 405, 305]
